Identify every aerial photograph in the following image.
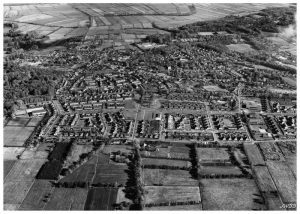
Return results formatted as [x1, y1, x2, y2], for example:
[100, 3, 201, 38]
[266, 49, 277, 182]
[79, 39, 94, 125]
[3, 1, 297, 211]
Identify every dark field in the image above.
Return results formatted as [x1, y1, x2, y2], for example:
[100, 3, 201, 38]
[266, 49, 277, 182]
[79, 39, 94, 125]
[44, 187, 88, 210]
[84, 187, 118, 210]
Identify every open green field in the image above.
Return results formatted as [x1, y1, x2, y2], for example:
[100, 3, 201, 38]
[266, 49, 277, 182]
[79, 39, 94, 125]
[141, 147, 170, 159]
[200, 178, 265, 210]
[102, 144, 133, 155]
[45, 188, 88, 210]
[266, 161, 296, 204]
[243, 143, 265, 166]
[4, 126, 35, 146]
[227, 43, 256, 53]
[136, 109, 161, 120]
[4, 181, 34, 205]
[143, 168, 198, 186]
[4, 160, 17, 179]
[253, 166, 277, 193]
[4, 3, 290, 44]
[93, 163, 128, 186]
[4, 147, 25, 160]
[282, 76, 296, 87]
[63, 143, 93, 168]
[4, 204, 20, 211]
[144, 186, 201, 205]
[115, 187, 132, 204]
[84, 187, 118, 210]
[5, 159, 46, 182]
[123, 109, 137, 120]
[142, 158, 191, 168]
[26, 117, 43, 127]
[6, 117, 31, 126]
[19, 149, 49, 160]
[144, 204, 202, 210]
[196, 147, 230, 162]
[198, 165, 242, 176]
[59, 162, 95, 184]
[19, 180, 54, 210]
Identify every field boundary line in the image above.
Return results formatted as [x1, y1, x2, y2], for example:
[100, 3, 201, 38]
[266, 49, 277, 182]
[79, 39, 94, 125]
[90, 154, 99, 186]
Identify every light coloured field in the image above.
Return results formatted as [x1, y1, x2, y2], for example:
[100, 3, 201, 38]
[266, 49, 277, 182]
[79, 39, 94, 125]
[102, 144, 133, 155]
[4, 147, 25, 160]
[143, 169, 198, 186]
[141, 147, 170, 159]
[243, 143, 265, 166]
[19, 180, 54, 210]
[203, 85, 228, 93]
[3, 204, 20, 211]
[123, 109, 138, 120]
[6, 117, 30, 126]
[282, 77, 296, 87]
[266, 161, 296, 204]
[115, 187, 132, 204]
[227, 43, 256, 53]
[4, 3, 287, 43]
[144, 186, 201, 205]
[4, 181, 34, 205]
[253, 166, 277, 192]
[19, 149, 49, 160]
[144, 204, 202, 210]
[196, 148, 230, 162]
[5, 159, 46, 182]
[199, 165, 242, 176]
[4, 126, 35, 146]
[200, 178, 265, 210]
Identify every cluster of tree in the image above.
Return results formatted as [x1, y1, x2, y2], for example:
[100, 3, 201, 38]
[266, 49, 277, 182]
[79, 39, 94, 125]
[242, 55, 296, 74]
[228, 147, 253, 178]
[4, 27, 46, 51]
[143, 164, 190, 170]
[92, 182, 124, 188]
[141, 34, 172, 44]
[123, 148, 144, 210]
[176, 6, 296, 35]
[60, 150, 95, 177]
[145, 200, 201, 207]
[113, 201, 131, 210]
[198, 173, 252, 179]
[195, 42, 229, 53]
[37, 139, 74, 180]
[140, 155, 190, 161]
[4, 64, 64, 117]
[189, 143, 199, 179]
[56, 181, 89, 188]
